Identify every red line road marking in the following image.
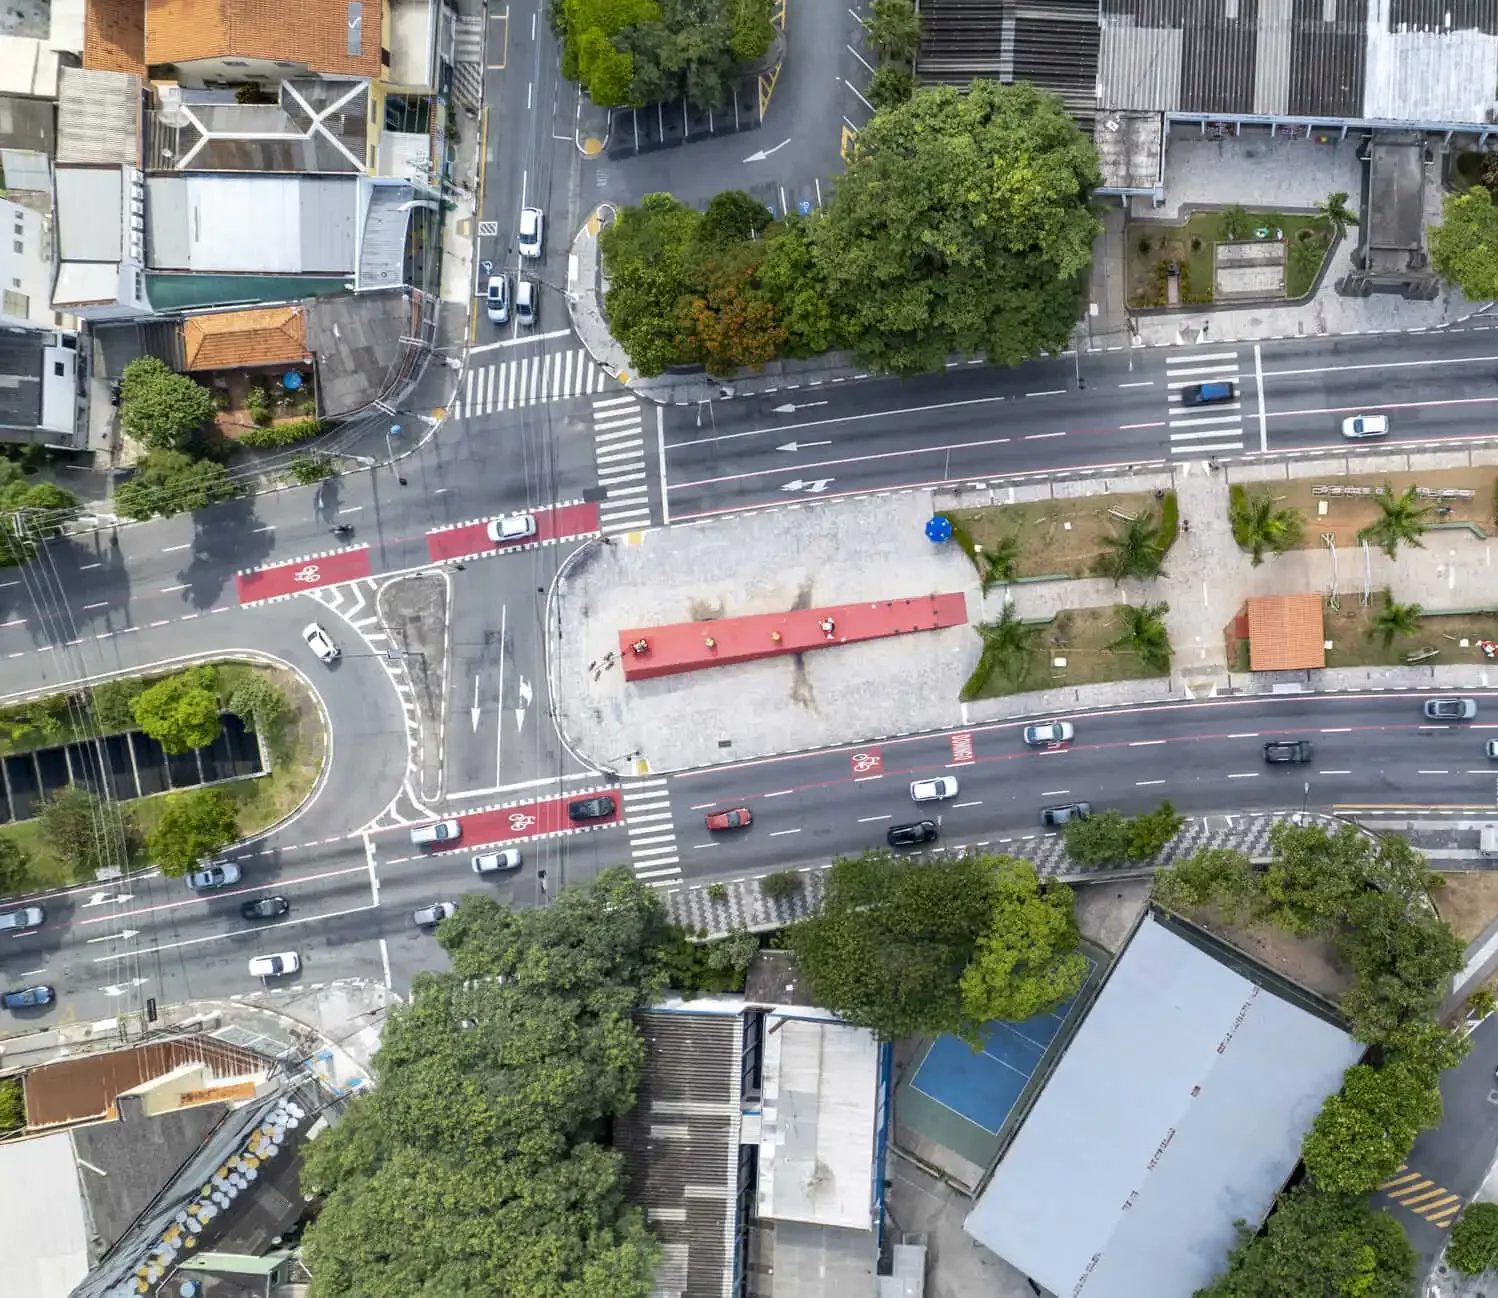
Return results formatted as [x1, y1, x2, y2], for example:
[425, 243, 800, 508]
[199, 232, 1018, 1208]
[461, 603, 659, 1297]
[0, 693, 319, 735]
[425, 501, 602, 562]
[235, 547, 372, 605]
[451, 790, 622, 848]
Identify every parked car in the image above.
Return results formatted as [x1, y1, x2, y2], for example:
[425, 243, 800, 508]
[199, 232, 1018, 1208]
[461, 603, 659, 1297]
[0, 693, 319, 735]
[412, 901, 457, 928]
[1179, 381, 1236, 406]
[0, 905, 44, 933]
[187, 863, 242, 890]
[486, 513, 537, 544]
[1041, 802, 1092, 826]
[705, 807, 752, 831]
[1, 985, 52, 1009]
[1263, 739, 1313, 764]
[1424, 698, 1477, 720]
[473, 848, 522, 873]
[515, 277, 537, 328]
[240, 896, 290, 921]
[886, 820, 939, 848]
[569, 795, 617, 821]
[248, 952, 300, 978]
[485, 272, 510, 324]
[1023, 720, 1074, 746]
[910, 777, 959, 803]
[517, 207, 544, 258]
[410, 820, 462, 846]
[302, 621, 340, 663]
[1341, 413, 1389, 440]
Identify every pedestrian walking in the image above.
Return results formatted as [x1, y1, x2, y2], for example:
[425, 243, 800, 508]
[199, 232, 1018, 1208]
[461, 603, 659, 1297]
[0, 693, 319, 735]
[1182, 519, 1191, 534]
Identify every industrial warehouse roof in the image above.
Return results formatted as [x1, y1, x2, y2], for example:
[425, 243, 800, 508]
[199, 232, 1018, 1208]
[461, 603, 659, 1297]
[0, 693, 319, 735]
[1247, 593, 1326, 671]
[964, 914, 1362, 1298]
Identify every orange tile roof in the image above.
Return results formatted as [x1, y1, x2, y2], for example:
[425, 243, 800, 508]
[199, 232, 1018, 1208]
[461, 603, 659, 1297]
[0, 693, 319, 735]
[84, 0, 147, 78]
[145, 0, 382, 79]
[1247, 594, 1326, 672]
[182, 305, 310, 371]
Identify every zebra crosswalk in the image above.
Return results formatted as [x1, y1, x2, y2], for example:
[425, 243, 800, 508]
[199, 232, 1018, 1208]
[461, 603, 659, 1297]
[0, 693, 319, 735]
[593, 395, 652, 533]
[619, 777, 680, 883]
[452, 16, 483, 106]
[453, 347, 619, 419]
[1165, 350, 1244, 456]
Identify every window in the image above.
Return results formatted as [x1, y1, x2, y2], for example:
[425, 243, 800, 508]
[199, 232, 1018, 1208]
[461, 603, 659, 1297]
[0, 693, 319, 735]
[11, 240, 20, 254]
[2, 290, 26, 318]
[52, 362, 64, 377]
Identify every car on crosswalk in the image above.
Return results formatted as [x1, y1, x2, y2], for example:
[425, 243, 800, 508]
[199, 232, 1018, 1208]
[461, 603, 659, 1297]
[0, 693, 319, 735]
[487, 513, 536, 544]
[1180, 381, 1236, 405]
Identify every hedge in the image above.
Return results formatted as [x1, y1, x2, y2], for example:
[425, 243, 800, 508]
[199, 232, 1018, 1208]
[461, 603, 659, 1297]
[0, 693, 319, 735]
[1157, 489, 1180, 554]
[238, 417, 322, 448]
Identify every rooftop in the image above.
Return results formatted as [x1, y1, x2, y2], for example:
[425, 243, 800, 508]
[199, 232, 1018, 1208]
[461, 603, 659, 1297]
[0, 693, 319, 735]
[144, 0, 383, 80]
[1247, 593, 1326, 671]
[0, 93, 55, 154]
[84, 0, 146, 77]
[181, 304, 309, 370]
[963, 912, 1362, 1298]
[56, 65, 140, 165]
[0, 1131, 90, 1298]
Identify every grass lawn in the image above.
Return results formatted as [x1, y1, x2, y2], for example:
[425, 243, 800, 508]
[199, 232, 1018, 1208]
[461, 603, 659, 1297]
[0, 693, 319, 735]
[0, 663, 325, 887]
[1433, 872, 1498, 944]
[963, 605, 1170, 699]
[1267, 467, 1497, 550]
[1126, 209, 1332, 307]
[1324, 603, 1498, 669]
[945, 493, 1164, 580]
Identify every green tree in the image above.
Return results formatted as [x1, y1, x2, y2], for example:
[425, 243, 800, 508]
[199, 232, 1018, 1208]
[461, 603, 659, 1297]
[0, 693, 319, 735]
[1383, 1017, 1470, 1082]
[131, 667, 222, 754]
[38, 785, 137, 879]
[1256, 821, 1384, 938]
[1357, 484, 1431, 559]
[1195, 1186, 1415, 1298]
[0, 1077, 22, 1132]
[147, 788, 240, 877]
[862, 0, 921, 60]
[1371, 591, 1423, 648]
[970, 534, 1020, 591]
[756, 217, 834, 357]
[227, 675, 291, 739]
[959, 861, 1086, 1024]
[867, 62, 915, 111]
[114, 449, 238, 521]
[682, 255, 787, 376]
[1302, 1062, 1442, 1194]
[1061, 809, 1134, 868]
[289, 452, 336, 484]
[1229, 485, 1305, 565]
[811, 80, 1101, 374]
[707, 927, 760, 974]
[1467, 987, 1498, 1021]
[697, 189, 773, 246]
[728, 0, 774, 61]
[1449, 1202, 1498, 1277]
[89, 677, 147, 733]
[970, 603, 1045, 693]
[0, 460, 77, 567]
[1093, 509, 1166, 583]
[1431, 186, 1498, 300]
[784, 850, 1004, 1040]
[1126, 799, 1184, 859]
[760, 869, 803, 900]
[600, 193, 701, 375]
[1219, 204, 1251, 241]
[1150, 847, 1257, 921]
[0, 836, 29, 894]
[1107, 600, 1172, 673]
[1338, 900, 1465, 1045]
[118, 356, 215, 451]
[1315, 191, 1360, 239]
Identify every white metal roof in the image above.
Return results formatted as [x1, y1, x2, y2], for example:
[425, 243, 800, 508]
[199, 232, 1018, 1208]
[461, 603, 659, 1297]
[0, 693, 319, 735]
[56, 167, 122, 261]
[0, 1131, 90, 1297]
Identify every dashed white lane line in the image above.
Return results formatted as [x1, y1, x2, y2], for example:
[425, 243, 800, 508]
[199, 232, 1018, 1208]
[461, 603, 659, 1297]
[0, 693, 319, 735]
[1129, 739, 1166, 747]
[857, 814, 891, 823]
[770, 828, 802, 836]
[162, 543, 190, 553]
[1136, 779, 1166, 786]
[1226, 772, 1258, 779]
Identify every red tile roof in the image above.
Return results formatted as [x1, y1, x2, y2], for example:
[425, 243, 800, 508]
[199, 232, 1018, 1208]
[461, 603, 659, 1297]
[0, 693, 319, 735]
[1247, 594, 1326, 672]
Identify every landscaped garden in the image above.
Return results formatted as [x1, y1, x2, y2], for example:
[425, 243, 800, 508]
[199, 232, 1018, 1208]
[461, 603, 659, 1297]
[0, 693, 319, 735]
[960, 603, 1172, 700]
[943, 491, 1171, 581]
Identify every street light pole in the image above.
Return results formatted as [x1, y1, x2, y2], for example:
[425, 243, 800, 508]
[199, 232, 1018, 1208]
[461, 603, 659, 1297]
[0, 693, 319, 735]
[387, 423, 407, 487]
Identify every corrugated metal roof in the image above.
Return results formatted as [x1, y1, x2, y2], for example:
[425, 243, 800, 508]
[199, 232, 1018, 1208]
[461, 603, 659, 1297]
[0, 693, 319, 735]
[963, 915, 1362, 1298]
[56, 65, 140, 165]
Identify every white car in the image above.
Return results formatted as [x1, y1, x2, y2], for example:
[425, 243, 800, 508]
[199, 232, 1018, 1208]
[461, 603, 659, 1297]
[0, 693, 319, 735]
[302, 622, 339, 663]
[473, 848, 522, 873]
[485, 273, 510, 324]
[910, 776, 959, 803]
[1341, 413, 1389, 439]
[486, 513, 536, 544]
[248, 952, 300, 978]
[518, 207, 544, 258]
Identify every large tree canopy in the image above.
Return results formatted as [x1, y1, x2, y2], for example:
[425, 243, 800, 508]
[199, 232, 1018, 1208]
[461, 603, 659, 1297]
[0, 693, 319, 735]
[1430, 186, 1498, 301]
[810, 79, 1101, 374]
[118, 356, 215, 451]
[300, 870, 669, 1298]
[1301, 1062, 1443, 1194]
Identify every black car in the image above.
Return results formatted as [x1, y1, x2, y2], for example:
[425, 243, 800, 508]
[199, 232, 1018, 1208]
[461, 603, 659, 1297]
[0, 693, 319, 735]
[886, 820, 939, 848]
[240, 896, 290, 921]
[1263, 740, 1313, 764]
[1041, 802, 1092, 826]
[568, 795, 617, 821]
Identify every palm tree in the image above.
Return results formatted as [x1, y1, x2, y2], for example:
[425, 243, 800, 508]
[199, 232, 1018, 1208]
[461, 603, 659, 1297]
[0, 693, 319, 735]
[1229, 487, 1305, 566]
[1315, 191, 1360, 239]
[862, 0, 922, 62]
[976, 603, 1044, 690]
[1357, 484, 1432, 559]
[1093, 509, 1166, 585]
[1221, 204, 1251, 241]
[1371, 591, 1424, 648]
[975, 534, 1021, 592]
[1108, 601, 1173, 674]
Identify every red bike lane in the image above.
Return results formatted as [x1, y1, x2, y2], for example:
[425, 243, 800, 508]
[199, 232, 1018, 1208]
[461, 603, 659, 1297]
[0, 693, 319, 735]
[426, 501, 601, 562]
[401, 789, 623, 854]
[235, 547, 373, 606]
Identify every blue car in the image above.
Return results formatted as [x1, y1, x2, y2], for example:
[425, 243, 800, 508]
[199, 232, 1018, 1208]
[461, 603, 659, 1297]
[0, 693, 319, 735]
[2, 985, 53, 1009]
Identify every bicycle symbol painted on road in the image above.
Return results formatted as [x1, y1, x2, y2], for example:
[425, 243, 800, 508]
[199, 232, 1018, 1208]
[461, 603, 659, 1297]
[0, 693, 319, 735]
[292, 565, 322, 583]
[507, 812, 537, 832]
[850, 750, 883, 775]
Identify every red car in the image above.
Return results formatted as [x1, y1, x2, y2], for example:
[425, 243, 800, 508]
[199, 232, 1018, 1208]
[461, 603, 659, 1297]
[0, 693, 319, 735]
[705, 807, 752, 832]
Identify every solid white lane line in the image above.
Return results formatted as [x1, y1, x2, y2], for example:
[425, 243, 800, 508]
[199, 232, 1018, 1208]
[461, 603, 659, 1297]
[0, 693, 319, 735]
[1227, 732, 1260, 738]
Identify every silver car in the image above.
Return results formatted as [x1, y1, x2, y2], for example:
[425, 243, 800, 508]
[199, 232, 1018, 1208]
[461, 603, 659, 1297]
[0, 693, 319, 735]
[1023, 720, 1075, 746]
[412, 901, 457, 928]
[1424, 698, 1476, 720]
[910, 777, 959, 802]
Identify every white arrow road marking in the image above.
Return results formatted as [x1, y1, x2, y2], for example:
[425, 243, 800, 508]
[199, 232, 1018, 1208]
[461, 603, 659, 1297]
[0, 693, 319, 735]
[779, 479, 835, 493]
[515, 676, 533, 734]
[87, 929, 140, 945]
[771, 401, 829, 414]
[99, 979, 150, 996]
[743, 138, 792, 163]
[81, 892, 134, 908]
[471, 676, 482, 732]
[776, 440, 832, 451]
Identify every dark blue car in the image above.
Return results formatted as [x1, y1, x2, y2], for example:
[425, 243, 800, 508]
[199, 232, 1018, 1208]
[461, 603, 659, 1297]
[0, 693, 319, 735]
[2, 985, 53, 1009]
